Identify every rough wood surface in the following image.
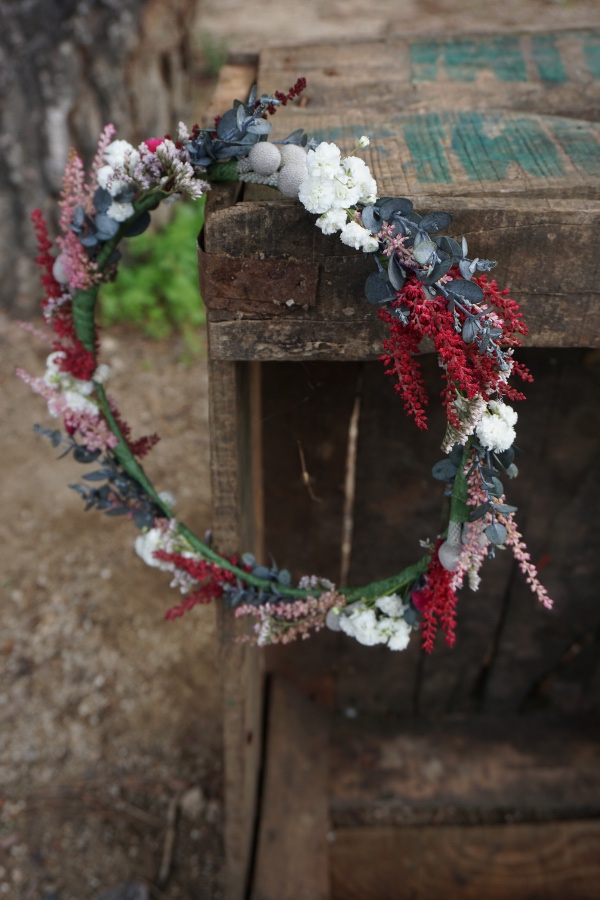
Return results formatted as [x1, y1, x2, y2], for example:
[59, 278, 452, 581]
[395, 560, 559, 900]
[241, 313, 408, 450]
[204, 197, 600, 357]
[330, 821, 600, 900]
[330, 714, 600, 827]
[258, 30, 600, 199]
[209, 359, 264, 900]
[251, 677, 330, 900]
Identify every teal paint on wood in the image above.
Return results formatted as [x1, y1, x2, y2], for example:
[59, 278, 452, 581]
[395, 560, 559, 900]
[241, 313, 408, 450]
[403, 114, 452, 184]
[409, 35, 527, 84]
[409, 41, 440, 83]
[531, 34, 567, 83]
[583, 31, 600, 79]
[551, 120, 600, 176]
[450, 112, 563, 181]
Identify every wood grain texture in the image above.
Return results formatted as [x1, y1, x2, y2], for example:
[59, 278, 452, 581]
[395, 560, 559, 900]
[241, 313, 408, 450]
[209, 359, 264, 900]
[330, 821, 600, 900]
[204, 199, 600, 358]
[330, 714, 600, 827]
[251, 677, 330, 900]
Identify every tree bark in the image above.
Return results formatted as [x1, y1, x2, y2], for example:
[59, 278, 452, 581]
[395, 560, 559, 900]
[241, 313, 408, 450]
[0, 0, 202, 315]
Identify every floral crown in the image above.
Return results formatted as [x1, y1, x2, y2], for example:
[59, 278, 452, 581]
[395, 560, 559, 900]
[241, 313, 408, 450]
[18, 79, 551, 655]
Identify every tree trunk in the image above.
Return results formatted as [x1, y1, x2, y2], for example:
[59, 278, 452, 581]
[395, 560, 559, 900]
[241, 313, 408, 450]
[0, 0, 203, 315]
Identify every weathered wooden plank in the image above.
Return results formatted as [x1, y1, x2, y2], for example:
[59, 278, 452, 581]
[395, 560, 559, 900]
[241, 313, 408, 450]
[251, 677, 330, 900]
[208, 359, 264, 900]
[330, 821, 600, 900]
[203, 199, 600, 357]
[203, 59, 258, 127]
[259, 31, 600, 120]
[330, 714, 600, 827]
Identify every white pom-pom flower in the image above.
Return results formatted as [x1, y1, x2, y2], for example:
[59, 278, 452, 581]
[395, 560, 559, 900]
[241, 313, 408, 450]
[279, 144, 307, 166]
[277, 162, 309, 198]
[248, 142, 282, 176]
[106, 201, 135, 222]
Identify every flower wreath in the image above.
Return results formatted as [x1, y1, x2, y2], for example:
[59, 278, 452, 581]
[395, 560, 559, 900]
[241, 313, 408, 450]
[18, 79, 552, 655]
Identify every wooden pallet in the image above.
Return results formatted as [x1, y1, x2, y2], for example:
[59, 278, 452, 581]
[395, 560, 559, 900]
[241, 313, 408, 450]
[202, 31, 600, 899]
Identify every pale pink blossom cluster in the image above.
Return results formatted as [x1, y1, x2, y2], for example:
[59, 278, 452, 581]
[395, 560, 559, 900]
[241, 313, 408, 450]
[132, 140, 209, 199]
[235, 590, 345, 645]
[500, 513, 553, 609]
[16, 369, 118, 452]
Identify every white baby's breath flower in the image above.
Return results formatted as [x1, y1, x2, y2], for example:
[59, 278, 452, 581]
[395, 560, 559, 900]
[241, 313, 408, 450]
[93, 364, 111, 385]
[476, 410, 516, 452]
[330, 178, 362, 209]
[375, 594, 405, 617]
[96, 165, 129, 198]
[488, 400, 518, 428]
[340, 607, 386, 646]
[106, 200, 135, 222]
[340, 221, 379, 252]
[387, 620, 412, 651]
[306, 142, 342, 179]
[315, 208, 347, 235]
[298, 175, 336, 214]
[358, 135, 370, 148]
[135, 528, 172, 570]
[104, 139, 140, 172]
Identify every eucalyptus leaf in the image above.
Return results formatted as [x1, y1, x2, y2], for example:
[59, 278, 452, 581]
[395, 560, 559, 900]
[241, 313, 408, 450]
[425, 257, 452, 285]
[432, 459, 458, 482]
[365, 271, 395, 305]
[94, 187, 112, 213]
[378, 197, 413, 220]
[418, 210, 452, 234]
[246, 119, 271, 135]
[485, 522, 507, 545]
[94, 214, 120, 239]
[470, 502, 491, 521]
[361, 205, 381, 234]
[388, 254, 406, 290]
[446, 278, 485, 304]
[462, 318, 479, 343]
[494, 503, 518, 514]
[459, 259, 473, 281]
[413, 240, 437, 266]
[123, 211, 151, 237]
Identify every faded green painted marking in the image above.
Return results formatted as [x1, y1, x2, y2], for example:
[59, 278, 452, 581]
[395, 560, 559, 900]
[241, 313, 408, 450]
[450, 112, 563, 181]
[531, 34, 566, 83]
[583, 31, 600, 79]
[410, 35, 526, 83]
[409, 41, 440, 82]
[403, 113, 452, 184]
[551, 120, 600, 176]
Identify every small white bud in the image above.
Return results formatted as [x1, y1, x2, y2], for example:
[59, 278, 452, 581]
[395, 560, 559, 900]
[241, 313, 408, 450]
[358, 135, 370, 148]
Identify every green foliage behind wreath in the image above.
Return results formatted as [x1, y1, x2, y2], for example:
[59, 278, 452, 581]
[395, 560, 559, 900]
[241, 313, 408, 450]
[99, 198, 206, 347]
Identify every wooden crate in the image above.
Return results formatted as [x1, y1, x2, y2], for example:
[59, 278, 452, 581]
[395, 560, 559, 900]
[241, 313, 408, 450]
[201, 31, 600, 900]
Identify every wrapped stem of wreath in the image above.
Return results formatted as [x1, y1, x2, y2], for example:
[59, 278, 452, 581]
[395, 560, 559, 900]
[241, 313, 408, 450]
[18, 80, 552, 655]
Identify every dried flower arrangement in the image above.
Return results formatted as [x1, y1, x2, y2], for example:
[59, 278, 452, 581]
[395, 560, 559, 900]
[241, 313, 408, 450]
[18, 79, 551, 654]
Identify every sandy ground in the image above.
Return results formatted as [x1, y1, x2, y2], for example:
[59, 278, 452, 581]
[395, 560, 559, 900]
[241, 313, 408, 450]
[2, 1, 600, 897]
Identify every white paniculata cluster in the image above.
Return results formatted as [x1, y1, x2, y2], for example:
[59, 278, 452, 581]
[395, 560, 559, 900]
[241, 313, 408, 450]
[43, 351, 106, 418]
[134, 527, 173, 571]
[297, 140, 378, 251]
[100, 140, 141, 222]
[337, 594, 413, 651]
[475, 401, 518, 452]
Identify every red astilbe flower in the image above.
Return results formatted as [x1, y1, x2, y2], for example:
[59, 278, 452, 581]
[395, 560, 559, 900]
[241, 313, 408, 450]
[109, 401, 160, 458]
[156, 552, 242, 620]
[380, 303, 429, 430]
[380, 271, 532, 430]
[31, 210, 63, 300]
[412, 541, 459, 652]
[56, 340, 97, 381]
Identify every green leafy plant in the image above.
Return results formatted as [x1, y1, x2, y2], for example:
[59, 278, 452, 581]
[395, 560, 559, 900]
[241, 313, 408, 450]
[99, 198, 206, 349]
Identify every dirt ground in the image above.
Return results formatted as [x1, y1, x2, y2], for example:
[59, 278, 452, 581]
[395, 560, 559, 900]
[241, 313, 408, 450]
[2, 1, 600, 898]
